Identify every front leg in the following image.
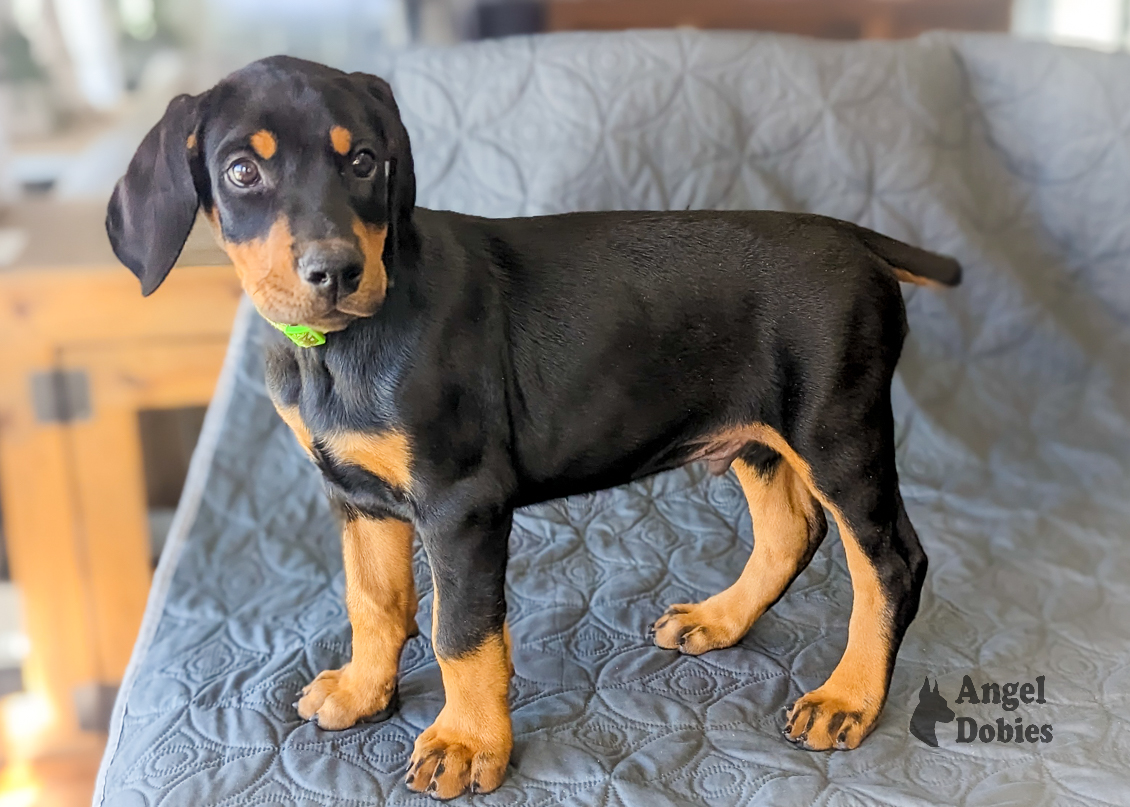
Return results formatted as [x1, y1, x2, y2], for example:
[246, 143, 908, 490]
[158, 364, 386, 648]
[406, 505, 513, 799]
[298, 514, 416, 729]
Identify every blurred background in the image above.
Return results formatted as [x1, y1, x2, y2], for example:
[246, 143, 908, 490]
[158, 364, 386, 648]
[0, 0, 1126, 804]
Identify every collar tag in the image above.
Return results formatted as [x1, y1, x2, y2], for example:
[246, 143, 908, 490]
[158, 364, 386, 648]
[267, 319, 326, 347]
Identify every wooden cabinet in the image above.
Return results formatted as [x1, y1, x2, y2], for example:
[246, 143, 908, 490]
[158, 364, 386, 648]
[0, 202, 239, 756]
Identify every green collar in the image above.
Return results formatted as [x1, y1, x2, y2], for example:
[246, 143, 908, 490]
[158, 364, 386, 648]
[266, 318, 326, 347]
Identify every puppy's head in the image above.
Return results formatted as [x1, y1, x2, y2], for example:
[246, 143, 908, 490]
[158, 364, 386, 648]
[107, 56, 415, 332]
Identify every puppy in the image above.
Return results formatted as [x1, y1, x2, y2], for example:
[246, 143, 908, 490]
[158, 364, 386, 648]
[108, 56, 960, 799]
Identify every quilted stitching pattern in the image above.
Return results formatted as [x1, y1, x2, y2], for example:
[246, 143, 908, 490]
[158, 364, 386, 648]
[97, 31, 1130, 806]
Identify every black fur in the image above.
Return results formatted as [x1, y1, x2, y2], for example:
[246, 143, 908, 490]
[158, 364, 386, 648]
[106, 92, 205, 295]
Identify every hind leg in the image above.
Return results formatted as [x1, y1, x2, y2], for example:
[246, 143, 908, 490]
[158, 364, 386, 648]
[779, 425, 927, 751]
[652, 446, 828, 655]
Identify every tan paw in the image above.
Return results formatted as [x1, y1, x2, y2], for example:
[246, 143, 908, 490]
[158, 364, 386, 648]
[296, 664, 396, 730]
[650, 603, 746, 655]
[782, 687, 879, 750]
[404, 713, 511, 799]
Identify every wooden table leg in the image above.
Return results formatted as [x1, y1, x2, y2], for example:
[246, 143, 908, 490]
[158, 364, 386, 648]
[0, 265, 240, 756]
[0, 362, 101, 757]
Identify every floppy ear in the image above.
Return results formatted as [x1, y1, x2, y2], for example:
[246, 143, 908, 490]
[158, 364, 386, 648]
[106, 92, 208, 296]
[349, 72, 417, 260]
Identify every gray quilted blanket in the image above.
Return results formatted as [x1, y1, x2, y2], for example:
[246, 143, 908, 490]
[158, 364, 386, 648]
[95, 31, 1130, 807]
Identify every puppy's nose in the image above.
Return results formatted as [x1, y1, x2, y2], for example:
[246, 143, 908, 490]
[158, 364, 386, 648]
[298, 242, 364, 298]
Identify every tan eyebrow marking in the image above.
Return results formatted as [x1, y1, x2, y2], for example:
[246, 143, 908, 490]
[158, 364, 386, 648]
[186, 133, 197, 150]
[250, 130, 277, 160]
[330, 126, 352, 156]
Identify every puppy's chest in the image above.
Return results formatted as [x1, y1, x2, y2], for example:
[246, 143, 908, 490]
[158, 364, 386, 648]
[312, 426, 413, 493]
[267, 347, 414, 497]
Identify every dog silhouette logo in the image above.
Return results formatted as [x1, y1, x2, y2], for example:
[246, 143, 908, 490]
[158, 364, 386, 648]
[910, 677, 955, 747]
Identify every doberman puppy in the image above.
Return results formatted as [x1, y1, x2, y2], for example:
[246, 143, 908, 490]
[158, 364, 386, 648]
[107, 56, 960, 799]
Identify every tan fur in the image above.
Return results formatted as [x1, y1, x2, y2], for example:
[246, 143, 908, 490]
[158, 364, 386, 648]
[323, 430, 412, 491]
[186, 133, 197, 150]
[893, 267, 942, 288]
[266, 403, 420, 732]
[658, 422, 892, 750]
[210, 214, 385, 328]
[337, 219, 388, 317]
[219, 216, 310, 322]
[250, 129, 277, 160]
[748, 429, 889, 750]
[215, 216, 344, 329]
[652, 458, 818, 655]
[330, 125, 353, 155]
[406, 580, 511, 797]
[272, 402, 314, 457]
[298, 517, 416, 729]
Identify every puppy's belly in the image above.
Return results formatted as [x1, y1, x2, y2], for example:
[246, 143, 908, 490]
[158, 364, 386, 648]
[511, 433, 748, 508]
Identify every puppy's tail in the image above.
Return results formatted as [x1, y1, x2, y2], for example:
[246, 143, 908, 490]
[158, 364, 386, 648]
[853, 225, 962, 288]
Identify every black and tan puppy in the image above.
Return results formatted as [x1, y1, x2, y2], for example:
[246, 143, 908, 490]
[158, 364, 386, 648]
[108, 56, 960, 799]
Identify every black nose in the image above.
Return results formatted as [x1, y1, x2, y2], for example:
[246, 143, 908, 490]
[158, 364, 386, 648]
[299, 242, 364, 298]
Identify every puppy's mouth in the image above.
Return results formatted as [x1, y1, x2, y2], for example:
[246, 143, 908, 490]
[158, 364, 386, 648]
[273, 308, 357, 334]
[335, 291, 384, 320]
[302, 310, 357, 333]
[261, 292, 383, 334]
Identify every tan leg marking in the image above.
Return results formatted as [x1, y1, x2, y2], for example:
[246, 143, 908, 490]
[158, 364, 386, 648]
[652, 458, 820, 655]
[405, 581, 512, 798]
[322, 430, 412, 491]
[781, 504, 889, 751]
[250, 129, 277, 160]
[755, 427, 890, 750]
[330, 125, 353, 155]
[689, 424, 893, 750]
[298, 516, 416, 729]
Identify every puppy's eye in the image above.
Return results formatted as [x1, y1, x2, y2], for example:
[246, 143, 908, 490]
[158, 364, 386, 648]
[351, 150, 377, 179]
[227, 159, 261, 188]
